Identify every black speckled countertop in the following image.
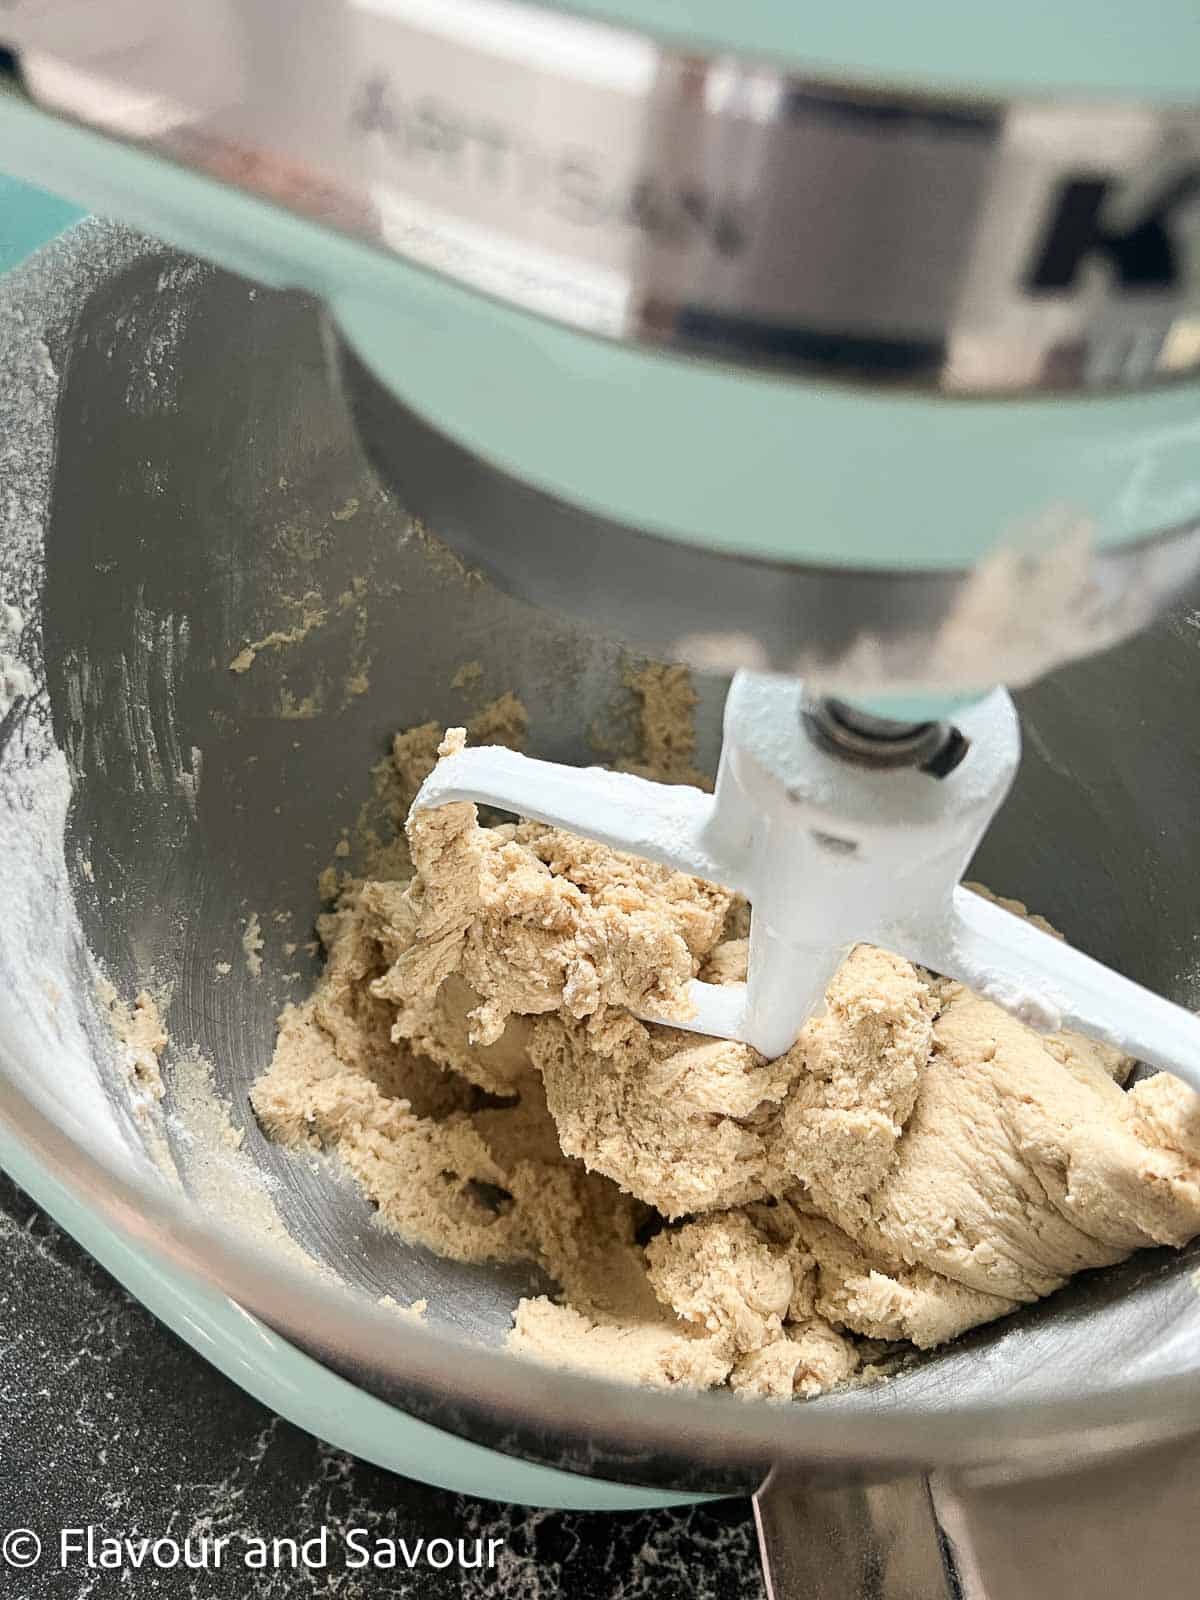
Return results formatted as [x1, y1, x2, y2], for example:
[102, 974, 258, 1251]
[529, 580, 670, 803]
[0, 1173, 764, 1599]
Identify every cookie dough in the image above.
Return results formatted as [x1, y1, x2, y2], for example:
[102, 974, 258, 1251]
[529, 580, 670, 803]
[252, 690, 1200, 1401]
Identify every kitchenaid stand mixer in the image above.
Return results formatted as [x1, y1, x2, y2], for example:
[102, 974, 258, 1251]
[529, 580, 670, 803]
[3, 2, 1200, 1596]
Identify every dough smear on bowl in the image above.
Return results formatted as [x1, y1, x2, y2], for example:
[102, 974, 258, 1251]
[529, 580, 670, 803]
[252, 676, 1200, 1400]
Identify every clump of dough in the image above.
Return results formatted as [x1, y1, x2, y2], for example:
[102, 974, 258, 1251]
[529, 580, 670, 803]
[618, 663, 712, 789]
[730, 1320, 862, 1400]
[645, 1214, 792, 1353]
[351, 691, 529, 883]
[372, 730, 730, 1063]
[846, 985, 1200, 1303]
[527, 942, 932, 1220]
[99, 981, 167, 1113]
[254, 695, 1200, 1405]
[532, 1018, 789, 1217]
[748, 1200, 1017, 1350]
[773, 946, 937, 1228]
[509, 1297, 733, 1391]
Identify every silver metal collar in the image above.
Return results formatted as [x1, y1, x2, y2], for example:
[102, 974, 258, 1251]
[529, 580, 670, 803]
[6, 0, 1200, 394]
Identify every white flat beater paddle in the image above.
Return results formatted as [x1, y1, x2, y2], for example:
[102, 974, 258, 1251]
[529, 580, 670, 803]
[413, 672, 1200, 1086]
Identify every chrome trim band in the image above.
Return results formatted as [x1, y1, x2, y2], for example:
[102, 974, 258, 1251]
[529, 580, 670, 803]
[6, 0, 1200, 393]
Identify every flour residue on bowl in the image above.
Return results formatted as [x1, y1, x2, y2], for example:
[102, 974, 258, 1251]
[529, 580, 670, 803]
[166, 1054, 321, 1276]
[1, 601, 34, 718]
[96, 980, 167, 1114]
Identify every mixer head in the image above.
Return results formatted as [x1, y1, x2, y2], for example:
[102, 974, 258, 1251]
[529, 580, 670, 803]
[4, 0, 1200, 700]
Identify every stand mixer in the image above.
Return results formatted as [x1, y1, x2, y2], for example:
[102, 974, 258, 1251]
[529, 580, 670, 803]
[2, 3, 1200, 1596]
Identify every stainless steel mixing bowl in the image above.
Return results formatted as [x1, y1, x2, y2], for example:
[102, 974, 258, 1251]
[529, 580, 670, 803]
[3, 220, 1200, 1599]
